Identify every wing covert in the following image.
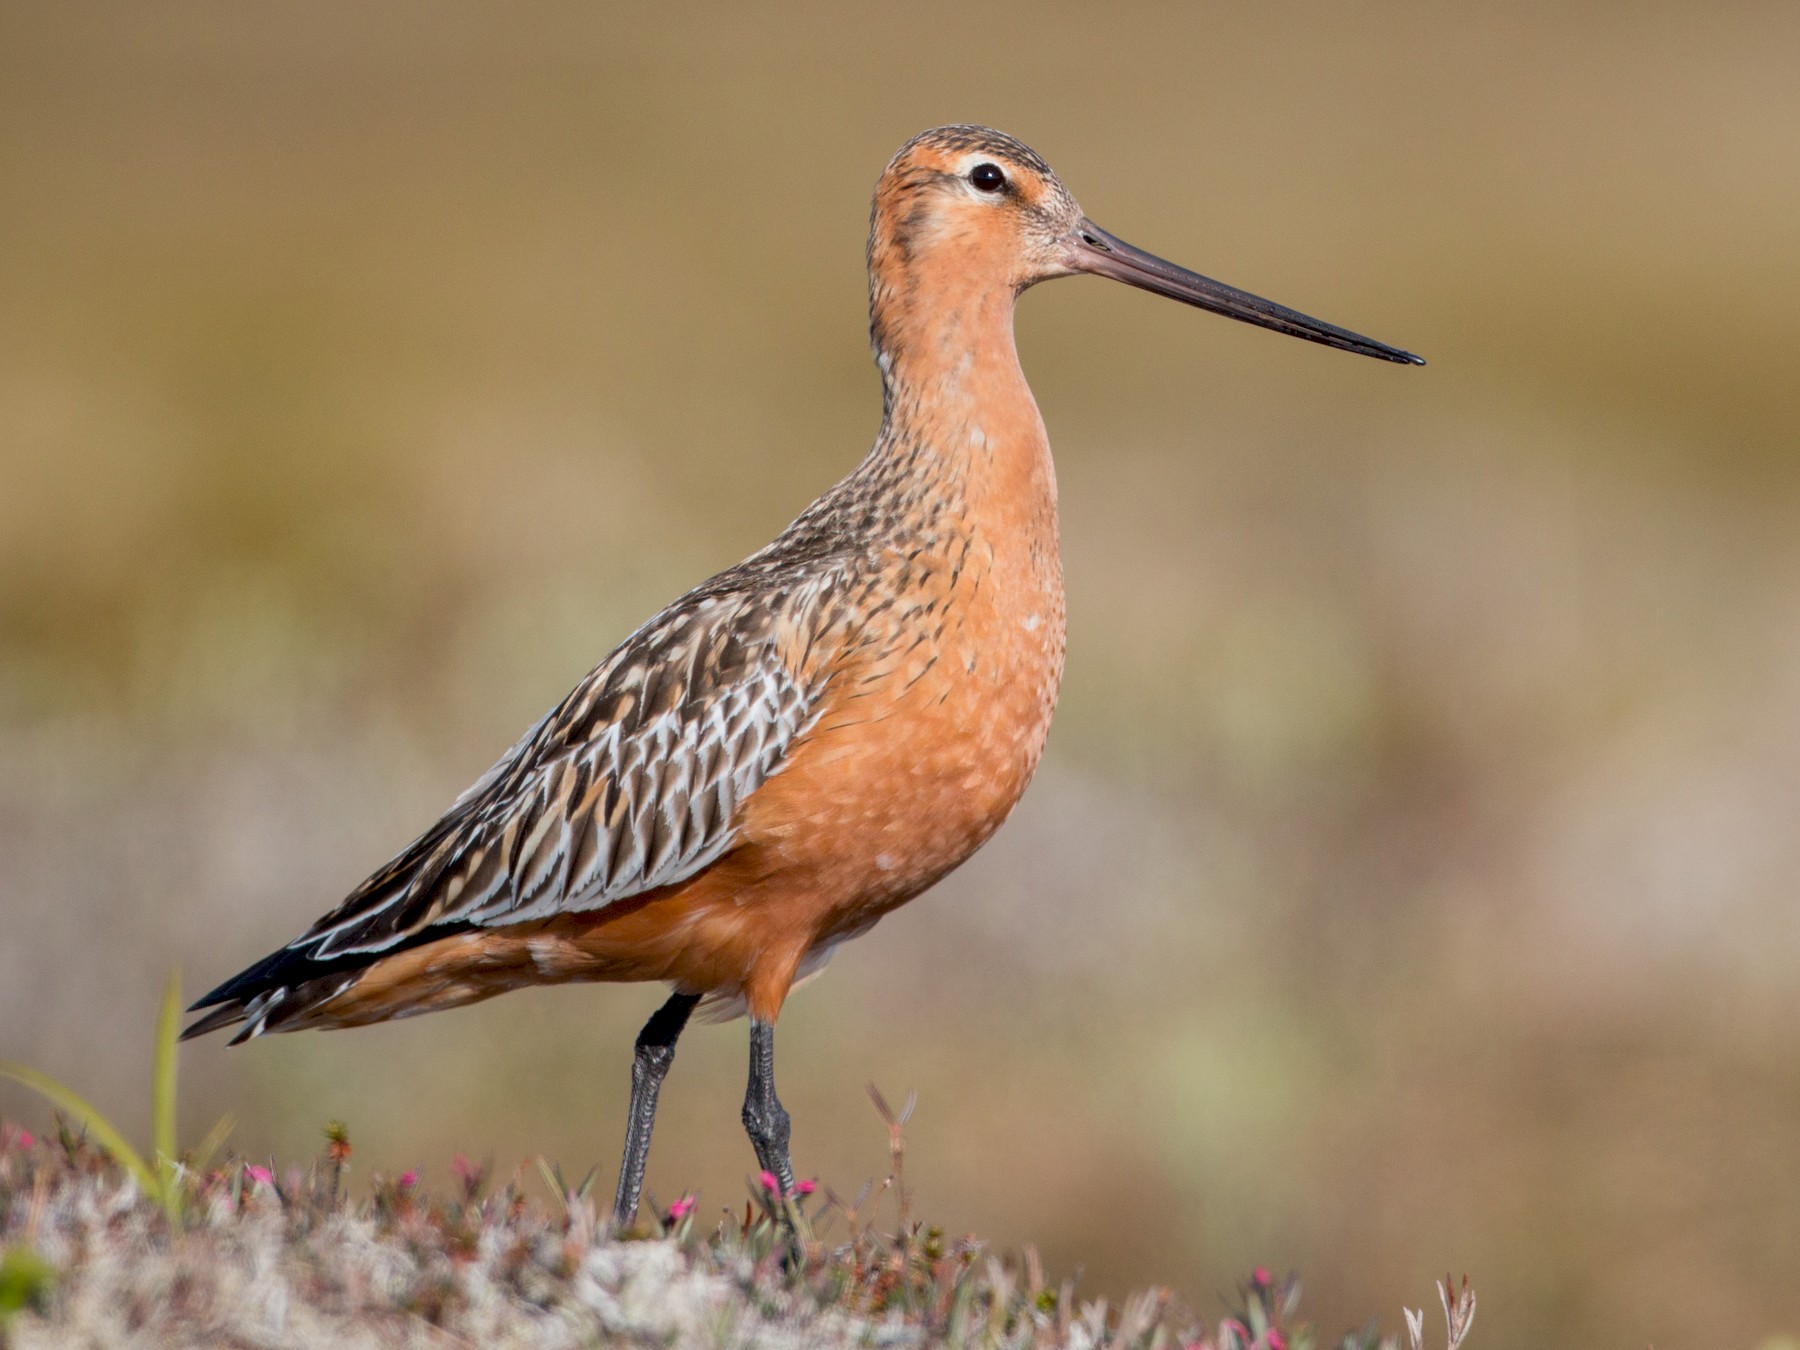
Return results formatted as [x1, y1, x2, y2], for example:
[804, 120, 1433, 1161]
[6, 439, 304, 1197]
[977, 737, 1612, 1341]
[291, 593, 821, 963]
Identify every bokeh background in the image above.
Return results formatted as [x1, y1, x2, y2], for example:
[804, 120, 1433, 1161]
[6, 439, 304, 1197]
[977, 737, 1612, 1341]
[4, 3, 1799, 1345]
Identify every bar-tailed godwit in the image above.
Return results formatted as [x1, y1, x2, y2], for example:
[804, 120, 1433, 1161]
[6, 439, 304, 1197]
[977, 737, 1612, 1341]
[186, 125, 1422, 1222]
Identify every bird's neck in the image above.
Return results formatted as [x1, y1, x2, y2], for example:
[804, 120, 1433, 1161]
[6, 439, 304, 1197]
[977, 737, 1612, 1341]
[864, 271, 1057, 542]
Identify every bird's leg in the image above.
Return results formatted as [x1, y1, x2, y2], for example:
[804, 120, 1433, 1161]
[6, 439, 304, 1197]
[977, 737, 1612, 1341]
[741, 1019, 795, 1196]
[612, 989, 700, 1226]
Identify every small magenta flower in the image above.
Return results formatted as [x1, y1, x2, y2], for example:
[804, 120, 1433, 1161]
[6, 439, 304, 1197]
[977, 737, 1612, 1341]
[398, 1170, 418, 1188]
[1252, 1266, 1272, 1287]
[451, 1154, 477, 1182]
[246, 1164, 274, 1186]
[15, 1130, 32, 1149]
[668, 1194, 696, 1220]
[1267, 1331, 1287, 1350]
[795, 1179, 816, 1196]
[758, 1170, 780, 1194]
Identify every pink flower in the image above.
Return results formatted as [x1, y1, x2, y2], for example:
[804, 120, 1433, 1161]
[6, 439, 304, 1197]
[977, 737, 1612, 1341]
[398, 1170, 418, 1188]
[758, 1170, 780, 1194]
[1267, 1331, 1287, 1350]
[795, 1179, 816, 1196]
[668, 1195, 696, 1220]
[1252, 1266, 1272, 1287]
[16, 1131, 32, 1149]
[245, 1164, 274, 1186]
[451, 1154, 477, 1182]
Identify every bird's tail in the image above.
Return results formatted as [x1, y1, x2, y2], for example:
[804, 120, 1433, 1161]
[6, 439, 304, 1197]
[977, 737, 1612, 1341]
[182, 944, 367, 1044]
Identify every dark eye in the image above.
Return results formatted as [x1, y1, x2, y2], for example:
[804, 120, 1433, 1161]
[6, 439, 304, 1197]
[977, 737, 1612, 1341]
[969, 162, 1006, 193]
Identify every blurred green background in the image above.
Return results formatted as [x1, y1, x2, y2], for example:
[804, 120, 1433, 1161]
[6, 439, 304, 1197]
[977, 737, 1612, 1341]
[4, 2, 1798, 1345]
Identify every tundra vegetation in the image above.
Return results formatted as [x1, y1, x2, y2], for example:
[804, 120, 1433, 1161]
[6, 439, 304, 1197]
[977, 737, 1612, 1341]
[0, 990, 1474, 1348]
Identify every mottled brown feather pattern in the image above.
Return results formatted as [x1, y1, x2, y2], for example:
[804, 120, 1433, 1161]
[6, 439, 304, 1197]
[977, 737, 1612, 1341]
[189, 124, 1073, 1039]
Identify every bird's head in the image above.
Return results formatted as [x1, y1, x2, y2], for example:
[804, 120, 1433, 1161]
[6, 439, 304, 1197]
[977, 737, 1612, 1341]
[870, 125, 1084, 297]
[870, 124, 1423, 366]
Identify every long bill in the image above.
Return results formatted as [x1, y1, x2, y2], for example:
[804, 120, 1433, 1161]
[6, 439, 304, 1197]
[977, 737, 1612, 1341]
[1069, 219, 1425, 366]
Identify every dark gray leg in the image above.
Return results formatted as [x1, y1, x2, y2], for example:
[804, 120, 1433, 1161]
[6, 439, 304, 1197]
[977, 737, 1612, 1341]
[613, 990, 700, 1224]
[741, 1019, 795, 1195]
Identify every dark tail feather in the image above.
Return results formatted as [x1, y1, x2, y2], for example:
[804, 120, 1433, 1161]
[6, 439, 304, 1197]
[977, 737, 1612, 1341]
[186, 920, 478, 1043]
[188, 947, 296, 1013]
[193, 925, 481, 1014]
[180, 1002, 249, 1042]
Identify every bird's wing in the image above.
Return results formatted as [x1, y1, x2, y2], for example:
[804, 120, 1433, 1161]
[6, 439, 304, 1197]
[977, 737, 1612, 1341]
[316, 593, 819, 955]
[188, 581, 830, 1027]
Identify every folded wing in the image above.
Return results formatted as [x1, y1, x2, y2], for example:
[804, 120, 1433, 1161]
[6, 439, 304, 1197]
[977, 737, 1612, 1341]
[186, 586, 825, 1041]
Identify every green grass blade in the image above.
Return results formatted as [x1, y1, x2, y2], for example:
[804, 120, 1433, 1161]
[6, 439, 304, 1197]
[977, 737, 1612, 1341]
[190, 1113, 237, 1177]
[0, 1060, 158, 1195]
[152, 969, 182, 1219]
[534, 1156, 570, 1217]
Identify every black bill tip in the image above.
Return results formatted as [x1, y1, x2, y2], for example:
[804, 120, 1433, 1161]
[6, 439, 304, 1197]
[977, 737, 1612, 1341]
[1072, 219, 1425, 367]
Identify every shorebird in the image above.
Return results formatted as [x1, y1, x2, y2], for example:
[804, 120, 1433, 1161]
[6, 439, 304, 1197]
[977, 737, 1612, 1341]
[186, 125, 1421, 1223]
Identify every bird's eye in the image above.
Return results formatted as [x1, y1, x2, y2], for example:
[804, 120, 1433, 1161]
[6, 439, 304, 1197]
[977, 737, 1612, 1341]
[969, 163, 1007, 193]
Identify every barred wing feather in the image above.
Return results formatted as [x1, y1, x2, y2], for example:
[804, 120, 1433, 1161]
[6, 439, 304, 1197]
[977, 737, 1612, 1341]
[312, 625, 812, 958]
[191, 590, 825, 1029]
